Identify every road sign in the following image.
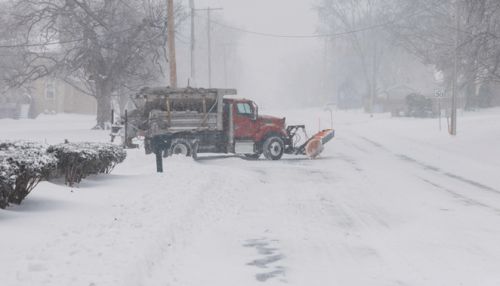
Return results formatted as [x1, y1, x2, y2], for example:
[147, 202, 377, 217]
[434, 89, 445, 98]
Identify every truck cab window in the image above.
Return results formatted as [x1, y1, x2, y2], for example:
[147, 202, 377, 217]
[236, 103, 253, 116]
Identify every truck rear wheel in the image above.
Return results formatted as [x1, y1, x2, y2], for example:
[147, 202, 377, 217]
[263, 136, 284, 160]
[169, 139, 192, 157]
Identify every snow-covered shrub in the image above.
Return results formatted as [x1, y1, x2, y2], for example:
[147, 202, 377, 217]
[47, 142, 126, 186]
[82, 142, 127, 174]
[6, 151, 57, 204]
[47, 144, 98, 186]
[0, 157, 18, 209]
[0, 141, 57, 207]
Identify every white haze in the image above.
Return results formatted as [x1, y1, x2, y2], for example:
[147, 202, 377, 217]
[181, 0, 321, 109]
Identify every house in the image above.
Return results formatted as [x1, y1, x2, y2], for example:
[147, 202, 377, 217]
[0, 77, 97, 119]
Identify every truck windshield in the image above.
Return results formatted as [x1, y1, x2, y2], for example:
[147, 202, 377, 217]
[236, 102, 253, 116]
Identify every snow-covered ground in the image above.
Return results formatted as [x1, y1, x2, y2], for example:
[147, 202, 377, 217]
[1, 108, 500, 286]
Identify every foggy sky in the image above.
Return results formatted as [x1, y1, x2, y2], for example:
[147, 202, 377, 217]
[191, 0, 322, 108]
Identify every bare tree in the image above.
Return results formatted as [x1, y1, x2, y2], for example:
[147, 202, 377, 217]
[386, 0, 500, 108]
[317, 0, 388, 112]
[2, 0, 186, 128]
[0, 2, 27, 91]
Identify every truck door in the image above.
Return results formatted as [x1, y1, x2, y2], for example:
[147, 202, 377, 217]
[233, 102, 257, 140]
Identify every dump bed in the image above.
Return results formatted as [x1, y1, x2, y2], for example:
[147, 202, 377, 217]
[133, 87, 236, 136]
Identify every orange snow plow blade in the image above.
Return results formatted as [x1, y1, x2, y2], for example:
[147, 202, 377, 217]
[304, 129, 335, 159]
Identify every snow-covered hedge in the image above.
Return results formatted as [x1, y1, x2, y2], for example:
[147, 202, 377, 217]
[0, 141, 57, 208]
[0, 140, 127, 208]
[47, 142, 126, 187]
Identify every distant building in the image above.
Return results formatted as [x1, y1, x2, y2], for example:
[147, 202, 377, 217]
[378, 85, 419, 115]
[0, 88, 31, 119]
[337, 81, 363, 110]
[0, 77, 96, 119]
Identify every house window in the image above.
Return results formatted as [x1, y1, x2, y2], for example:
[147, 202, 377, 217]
[45, 79, 56, 100]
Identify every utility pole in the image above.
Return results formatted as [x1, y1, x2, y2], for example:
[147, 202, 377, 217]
[189, 0, 195, 85]
[167, 0, 177, 88]
[322, 38, 328, 102]
[207, 8, 212, 88]
[221, 42, 236, 88]
[223, 44, 228, 87]
[450, 0, 460, 135]
[371, 42, 377, 115]
[193, 7, 223, 88]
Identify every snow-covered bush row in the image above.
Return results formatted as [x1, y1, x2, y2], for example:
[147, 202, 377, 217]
[0, 141, 126, 208]
[0, 141, 57, 208]
[47, 142, 126, 187]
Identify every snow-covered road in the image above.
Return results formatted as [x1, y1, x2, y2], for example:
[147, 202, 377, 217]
[2, 109, 500, 286]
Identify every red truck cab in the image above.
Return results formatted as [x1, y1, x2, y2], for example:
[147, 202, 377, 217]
[224, 98, 288, 159]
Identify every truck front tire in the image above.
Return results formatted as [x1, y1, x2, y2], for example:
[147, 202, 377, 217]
[169, 139, 192, 157]
[263, 136, 284, 160]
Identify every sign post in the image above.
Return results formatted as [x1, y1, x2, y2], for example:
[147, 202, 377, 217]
[434, 89, 445, 131]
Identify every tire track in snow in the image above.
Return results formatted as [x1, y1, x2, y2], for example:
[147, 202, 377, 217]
[345, 133, 500, 214]
[331, 133, 500, 285]
[357, 135, 500, 195]
[419, 178, 500, 215]
[396, 154, 500, 195]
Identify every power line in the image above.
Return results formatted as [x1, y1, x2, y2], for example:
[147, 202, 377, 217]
[200, 2, 446, 39]
[208, 19, 389, 39]
[0, 2, 446, 48]
[194, 7, 223, 88]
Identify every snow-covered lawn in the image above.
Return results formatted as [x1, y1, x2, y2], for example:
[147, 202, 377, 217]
[1, 109, 500, 286]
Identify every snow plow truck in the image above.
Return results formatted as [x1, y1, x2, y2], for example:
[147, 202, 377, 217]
[111, 87, 334, 171]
